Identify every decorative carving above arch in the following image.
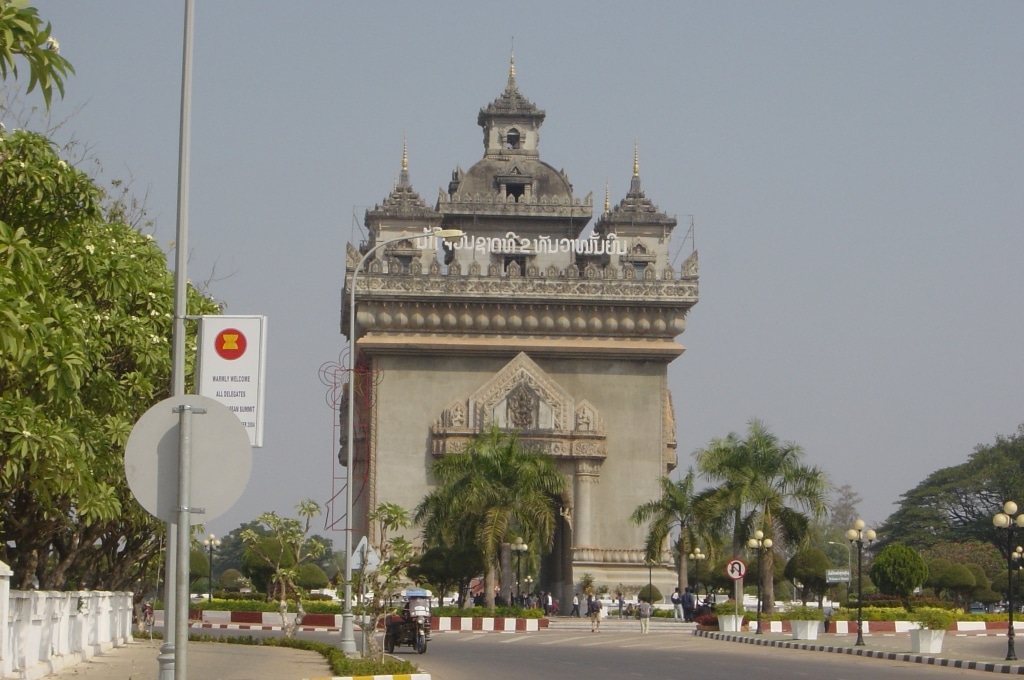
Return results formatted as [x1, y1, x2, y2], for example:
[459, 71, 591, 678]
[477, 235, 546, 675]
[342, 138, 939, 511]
[430, 352, 607, 464]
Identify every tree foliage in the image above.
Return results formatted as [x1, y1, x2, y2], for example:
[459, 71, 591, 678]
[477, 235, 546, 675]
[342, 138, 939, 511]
[414, 425, 565, 608]
[693, 418, 829, 614]
[0, 1, 74, 108]
[0, 128, 218, 591]
[878, 426, 1024, 556]
[630, 469, 705, 593]
[784, 547, 832, 605]
[239, 500, 326, 637]
[407, 544, 484, 609]
[357, 502, 417, 662]
[869, 543, 928, 610]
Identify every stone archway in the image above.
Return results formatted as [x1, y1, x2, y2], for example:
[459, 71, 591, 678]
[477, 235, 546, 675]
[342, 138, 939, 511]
[430, 352, 608, 607]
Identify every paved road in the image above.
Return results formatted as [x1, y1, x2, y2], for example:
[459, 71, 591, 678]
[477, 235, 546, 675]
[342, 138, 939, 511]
[45, 619, 1024, 679]
[419, 625, 1022, 680]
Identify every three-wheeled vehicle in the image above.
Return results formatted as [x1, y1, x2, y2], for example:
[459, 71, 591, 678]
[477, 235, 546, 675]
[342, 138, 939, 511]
[384, 589, 431, 654]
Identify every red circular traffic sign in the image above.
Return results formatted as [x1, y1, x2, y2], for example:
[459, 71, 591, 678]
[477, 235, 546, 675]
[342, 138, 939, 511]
[725, 558, 747, 580]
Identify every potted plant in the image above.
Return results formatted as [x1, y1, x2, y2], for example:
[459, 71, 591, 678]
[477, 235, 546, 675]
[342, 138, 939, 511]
[714, 602, 744, 632]
[910, 608, 954, 654]
[786, 605, 824, 640]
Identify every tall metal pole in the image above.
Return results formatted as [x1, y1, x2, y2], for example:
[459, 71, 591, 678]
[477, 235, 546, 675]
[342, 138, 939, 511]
[1007, 527, 1016, 660]
[855, 538, 865, 646]
[992, 502, 1023, 661]
[340, 230, 462, 654]
[163, 1, 195, 678]
[846, 519, 874, 647]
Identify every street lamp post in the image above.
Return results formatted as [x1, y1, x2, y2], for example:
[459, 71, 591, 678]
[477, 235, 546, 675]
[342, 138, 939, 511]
[524, 575, 533, 604]
[1015, 546, 1023, 613]
[202, 533, 220, 602]
[511, 537, 528, 605]
[688, 548, 706, 596]
[993, 501, 1024, 661]
[747, 530, 773, 635]
[846, 519, 876, 647]
[340, 229, 463, 653]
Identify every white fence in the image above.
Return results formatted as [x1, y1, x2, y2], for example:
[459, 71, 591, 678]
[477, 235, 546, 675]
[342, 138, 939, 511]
[0, 561, 134, 679]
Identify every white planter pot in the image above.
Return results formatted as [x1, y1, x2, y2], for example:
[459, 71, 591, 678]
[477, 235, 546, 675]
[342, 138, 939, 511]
[910, 628, 945, 654]
[718, 614, 742, 632]
[789, 619, 819, 640]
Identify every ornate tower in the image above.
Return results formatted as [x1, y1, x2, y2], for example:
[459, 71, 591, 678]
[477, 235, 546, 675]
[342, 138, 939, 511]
[342, 58, 699, 606]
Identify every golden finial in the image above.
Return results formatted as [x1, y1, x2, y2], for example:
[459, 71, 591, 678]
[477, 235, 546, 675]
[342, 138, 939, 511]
[604, 181, 610, 213]
[633, 140, 639, 177]
[507, 39, 516, 89]
[402, 134, 408, 173]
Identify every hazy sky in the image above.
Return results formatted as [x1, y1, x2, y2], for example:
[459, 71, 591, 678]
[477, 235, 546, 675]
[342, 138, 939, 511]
[27, 1, 1023, 539]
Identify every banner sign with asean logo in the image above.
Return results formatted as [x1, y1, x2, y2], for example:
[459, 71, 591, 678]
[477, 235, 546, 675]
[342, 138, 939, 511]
[197, 315, 267, 447]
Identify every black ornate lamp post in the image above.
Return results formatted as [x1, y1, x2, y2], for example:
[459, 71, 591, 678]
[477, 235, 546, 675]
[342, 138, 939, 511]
[688, 548, 706, 595]
[1015, 546, 1023, 607]
[645, 557, 656, 603]
[511, 537, 528, 605]
[747, 530, 772, 634]
[202, 533, 220, 602]
[993, 501, 1024, 661]
[846, 519, 876, 647]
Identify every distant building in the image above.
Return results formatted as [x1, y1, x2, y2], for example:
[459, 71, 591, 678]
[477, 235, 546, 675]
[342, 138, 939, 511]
[341, 57, 699, 605]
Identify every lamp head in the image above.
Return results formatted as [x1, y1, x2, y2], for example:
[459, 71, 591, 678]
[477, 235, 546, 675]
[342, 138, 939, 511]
[432, 228, 464, 243]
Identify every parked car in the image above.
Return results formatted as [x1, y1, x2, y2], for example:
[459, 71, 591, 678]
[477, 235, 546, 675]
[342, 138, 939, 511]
[968, 602, 986, 614]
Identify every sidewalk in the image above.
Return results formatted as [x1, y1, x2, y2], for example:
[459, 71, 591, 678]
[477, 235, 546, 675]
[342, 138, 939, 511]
[694, 628, 1024, 675]
[47, 638, 332, 680]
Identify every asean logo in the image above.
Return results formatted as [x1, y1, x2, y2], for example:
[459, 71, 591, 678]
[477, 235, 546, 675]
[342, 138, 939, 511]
[214, 328, 247, 360]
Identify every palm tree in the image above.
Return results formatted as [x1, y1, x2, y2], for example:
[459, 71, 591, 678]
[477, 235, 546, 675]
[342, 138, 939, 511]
[414, 425, 565, 608]
[694, 419, 829, 614]
[630, 469, 706, 593]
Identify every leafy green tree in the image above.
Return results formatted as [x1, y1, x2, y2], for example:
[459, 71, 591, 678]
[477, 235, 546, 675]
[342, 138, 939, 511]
[0, 128, 219, 590]
[296, 563, 329, 590]
[240, 500, 326, 637]
[869, 543, 928, 610]
[218, 568, 246, 591]
[241, 537, 294, 595]
[784, 548, 832, 605]
[638, 584, 662, 603]
[921, 541, 1002, 580]
[925, 558, 952, 598]
[939, 563, 975, 610]
[0, 1, 74, 108]
[693, 419, 829, 614]
[190, 547, 210, 592]
[407, 545, 485, 609]
[414, 425, 565, 609]
[630, 469, 705, 593]
[878, 426, 1024, 555]
[358, 503, 417, 661]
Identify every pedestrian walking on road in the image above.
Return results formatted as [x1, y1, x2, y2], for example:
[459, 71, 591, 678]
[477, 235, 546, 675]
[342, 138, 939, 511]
[570, 593, 580, 617]
[638, 599, 652, 634]
[589, 596, 603, 632]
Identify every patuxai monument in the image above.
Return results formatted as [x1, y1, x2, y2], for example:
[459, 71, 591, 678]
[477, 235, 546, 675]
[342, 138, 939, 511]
[340, 57, 699, 605]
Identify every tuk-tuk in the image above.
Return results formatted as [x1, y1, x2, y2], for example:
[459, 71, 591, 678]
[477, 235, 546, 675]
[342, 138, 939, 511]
[384, 588, 432, 654]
